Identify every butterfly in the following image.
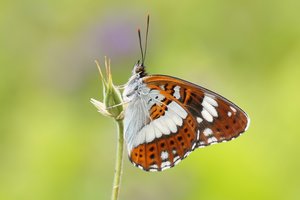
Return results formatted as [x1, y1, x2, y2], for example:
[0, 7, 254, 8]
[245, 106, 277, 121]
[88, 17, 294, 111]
[122, 16, 250, 172]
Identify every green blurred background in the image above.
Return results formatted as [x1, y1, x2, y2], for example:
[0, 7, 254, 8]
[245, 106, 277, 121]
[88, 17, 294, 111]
[1, 0, 300, 200]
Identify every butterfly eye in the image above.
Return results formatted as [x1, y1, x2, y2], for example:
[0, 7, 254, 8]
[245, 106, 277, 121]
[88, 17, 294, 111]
[135, 66, 142, 73]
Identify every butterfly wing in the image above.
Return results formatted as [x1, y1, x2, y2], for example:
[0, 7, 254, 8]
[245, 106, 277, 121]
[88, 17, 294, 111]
[124, 81, 198, 172]
[125, 75, 249, 172]
[144, 75, 250, 147]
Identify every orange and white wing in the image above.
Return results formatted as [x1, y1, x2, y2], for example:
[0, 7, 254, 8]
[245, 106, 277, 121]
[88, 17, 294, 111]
[125, 75, 250, 172]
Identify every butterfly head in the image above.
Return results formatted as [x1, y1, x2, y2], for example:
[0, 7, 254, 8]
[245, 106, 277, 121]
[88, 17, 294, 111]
[132, 60, 147, 77]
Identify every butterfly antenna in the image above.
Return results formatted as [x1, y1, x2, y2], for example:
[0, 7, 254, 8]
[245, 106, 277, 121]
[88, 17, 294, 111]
[142, 14, 150, 66]
[138, 28, 144, 65]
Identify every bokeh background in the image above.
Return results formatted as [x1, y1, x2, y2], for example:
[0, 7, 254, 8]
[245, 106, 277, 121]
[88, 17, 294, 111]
[1, 0, 300, 200]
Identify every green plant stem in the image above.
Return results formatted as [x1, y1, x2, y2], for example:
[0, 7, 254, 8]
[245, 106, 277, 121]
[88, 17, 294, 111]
[111, 120, 124, 200]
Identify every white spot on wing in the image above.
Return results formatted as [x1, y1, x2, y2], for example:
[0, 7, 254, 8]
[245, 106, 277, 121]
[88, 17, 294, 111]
[199, 141, 205, 146]
[201, 109, 213, 122]
[192, 142, 196, 149]
[202, 98, 218, 117]
[203, 95, 218, 107]
[168, 101, 187, 119]
[230, 106, 237, 113]
[197, 130, 200, 140]
[145, 125, 156, 143]
[161, 151, 169, 160]
[207, 137, 218, 143]
[203, 128, 213, 136]
[153, 117, 170, 135]
[197, 117, 203, 123]
[174, 158, 181, 165]
[228, 111, 232, 117]
[161, 161, 171, 170]
[137, 165, 144, 170]
[150, 164, 158, 169]
[167, 108, 183, 127]
[153, 125, 162, 139]
[164, 110, 178, 133]
[173, 86, 181, 99]
[174, 156, 180, 161]
[184, 151, 191, 158]
[133, 107, 185, 146]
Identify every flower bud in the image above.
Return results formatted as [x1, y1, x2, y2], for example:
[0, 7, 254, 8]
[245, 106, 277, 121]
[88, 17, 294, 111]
[91, 57, 123, 120]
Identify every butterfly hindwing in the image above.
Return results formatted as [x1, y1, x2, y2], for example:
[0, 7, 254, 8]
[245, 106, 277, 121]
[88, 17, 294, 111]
[130, 115, 197, 171]
[128, 83, 199, 171]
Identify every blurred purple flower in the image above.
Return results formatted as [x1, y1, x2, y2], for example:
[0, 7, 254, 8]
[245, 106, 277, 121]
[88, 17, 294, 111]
[84, 14, 139, 65]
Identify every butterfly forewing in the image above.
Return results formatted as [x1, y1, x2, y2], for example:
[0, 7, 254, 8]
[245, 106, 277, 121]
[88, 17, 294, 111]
[144, 75, 249, 147]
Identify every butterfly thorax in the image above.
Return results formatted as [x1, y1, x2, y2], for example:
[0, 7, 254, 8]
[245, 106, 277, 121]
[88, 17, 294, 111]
[123, 63, 154, 153]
